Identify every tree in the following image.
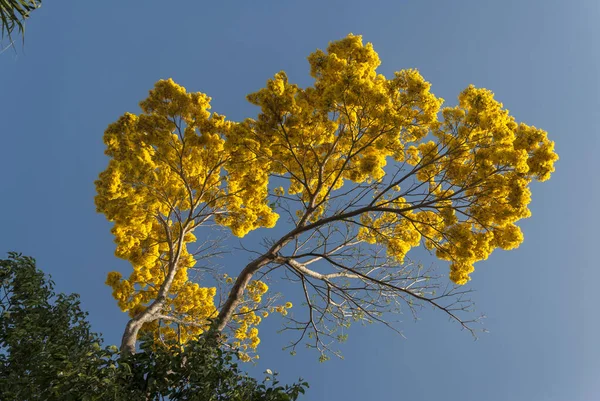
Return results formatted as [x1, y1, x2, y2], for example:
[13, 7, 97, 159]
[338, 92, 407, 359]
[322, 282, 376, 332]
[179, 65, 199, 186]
[0, 0, 41, 45]
[95, 34, 559, 359]
[0, 252, 308, 400]
[0, 252, 112, 399]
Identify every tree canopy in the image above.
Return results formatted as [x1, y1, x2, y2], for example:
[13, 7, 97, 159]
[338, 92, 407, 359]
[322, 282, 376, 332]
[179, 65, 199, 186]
[0, 252, 308, 400]
[95, 34, 558, 359]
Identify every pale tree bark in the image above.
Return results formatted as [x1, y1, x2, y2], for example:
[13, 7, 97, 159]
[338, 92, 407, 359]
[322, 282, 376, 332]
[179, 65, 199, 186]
[120, 230, 186, 354]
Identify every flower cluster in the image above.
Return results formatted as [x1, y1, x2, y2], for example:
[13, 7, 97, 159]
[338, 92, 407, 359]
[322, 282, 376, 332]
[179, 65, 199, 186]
[95, 80, 279, 346]
[223, 278, 292, 361]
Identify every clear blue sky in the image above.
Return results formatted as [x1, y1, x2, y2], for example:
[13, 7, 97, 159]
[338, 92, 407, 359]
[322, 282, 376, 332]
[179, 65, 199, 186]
[1, 1, 598, 400]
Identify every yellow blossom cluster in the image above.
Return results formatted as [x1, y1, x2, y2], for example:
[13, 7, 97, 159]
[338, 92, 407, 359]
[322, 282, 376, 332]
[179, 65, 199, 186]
[355, 82, 557, 283]
[95, 79, 279, 345]
[225, 279, 292, 361]
[244, 34, 557, 284]
[432, 86, 556, 283]
[242, 34, 443, 220]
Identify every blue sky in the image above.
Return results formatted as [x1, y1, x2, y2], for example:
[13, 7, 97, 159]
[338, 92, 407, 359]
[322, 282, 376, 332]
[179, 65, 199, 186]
[1, 1, 598, 400]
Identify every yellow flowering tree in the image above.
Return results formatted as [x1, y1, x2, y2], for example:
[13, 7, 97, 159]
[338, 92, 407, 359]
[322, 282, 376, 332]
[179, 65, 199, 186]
[96, 34, 558, 358]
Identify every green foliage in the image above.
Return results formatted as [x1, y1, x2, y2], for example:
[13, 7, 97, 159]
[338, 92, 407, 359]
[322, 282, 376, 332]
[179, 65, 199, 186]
[0, 252, 114, 400]
[0, 0, 41, 43]
[0, 253, 308, 400]
[121, 336, 309, 401]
